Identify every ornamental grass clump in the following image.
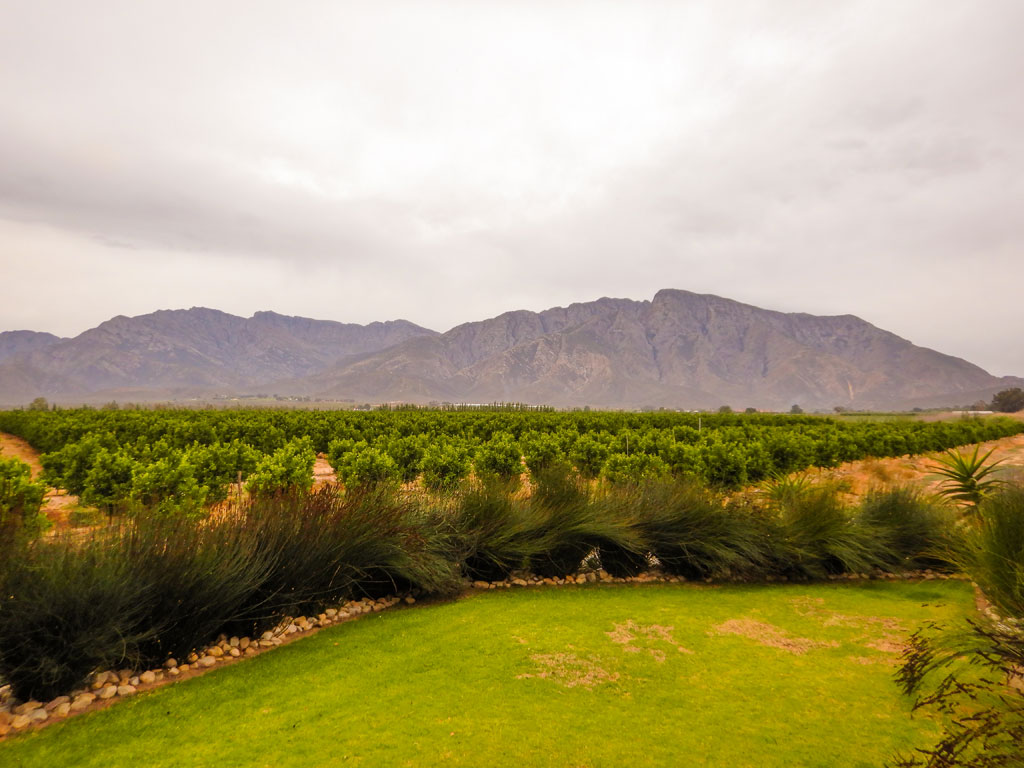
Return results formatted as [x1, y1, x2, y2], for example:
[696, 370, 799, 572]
[229, 486, 460, 634]
[342, 488, 460, 600]
[527, 465, 641, 578]
[449, 479, 543, 582]
[0, 485, 464, 702]
[124, 515, 273, 667]
[594, 488, 650, 578]
[0, 534, 150, 701]
[226, 489, 360, 632]
[856, 487, 957, 572]
[627, 480, 768, 580]
[771, 482, 888, 578]
[955, 485, 1024, 619]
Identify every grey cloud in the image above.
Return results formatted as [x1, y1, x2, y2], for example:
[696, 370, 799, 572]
[0, 0, 1022, 376]
[0, 124, 406, 263]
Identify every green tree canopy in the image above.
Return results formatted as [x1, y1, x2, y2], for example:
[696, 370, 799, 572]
[991, 387, 1024, 413]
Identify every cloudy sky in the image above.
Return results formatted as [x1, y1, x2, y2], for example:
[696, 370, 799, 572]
[1, 1, 1022, 374]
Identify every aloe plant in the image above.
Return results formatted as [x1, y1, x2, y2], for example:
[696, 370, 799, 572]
[930, 445, 1005, 509]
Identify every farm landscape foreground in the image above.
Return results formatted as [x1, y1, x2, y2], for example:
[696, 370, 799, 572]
[4, 1, 1024, 765]
[0, 406, 1023, 766]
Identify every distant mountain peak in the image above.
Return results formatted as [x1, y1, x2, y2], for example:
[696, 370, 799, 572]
[0, 291, 1018, 409]
[288, 290, 1015, 411]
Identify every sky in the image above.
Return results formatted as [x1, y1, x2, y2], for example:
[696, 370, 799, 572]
[1, 0, 1022, 375]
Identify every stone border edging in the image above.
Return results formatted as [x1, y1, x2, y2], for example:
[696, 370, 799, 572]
[0, 593, 414, 738]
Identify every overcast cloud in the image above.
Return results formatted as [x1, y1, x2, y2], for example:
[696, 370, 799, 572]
[1, 0, 1022, 374]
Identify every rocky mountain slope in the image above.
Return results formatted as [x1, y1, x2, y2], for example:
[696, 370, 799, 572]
[288, 290, 1019, 410]
[0, 330, 64, 364]
[0, 309, 436, 403]
[0, 291, 1018, 410]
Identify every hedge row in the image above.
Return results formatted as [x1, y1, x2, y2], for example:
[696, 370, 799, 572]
[0, 470, 970, 702]
[1, 409, 1021, 514]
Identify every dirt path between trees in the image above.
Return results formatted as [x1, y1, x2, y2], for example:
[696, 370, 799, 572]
[313, 455, 336, 487]
[0, 432, 80, 529]
[0, 432, 43, 477]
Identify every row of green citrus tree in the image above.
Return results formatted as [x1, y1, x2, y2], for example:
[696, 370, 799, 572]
[2, 407, 1020, 459]
[0, 455, 49, 546]
[1, 409, 1021, 517]
[36, 436, 315, 518]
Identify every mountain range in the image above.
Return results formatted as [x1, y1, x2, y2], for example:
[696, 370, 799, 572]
[0, 289, 1019, 410]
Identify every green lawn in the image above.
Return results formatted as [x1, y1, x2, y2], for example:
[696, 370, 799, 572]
[1, 580, 974, 767]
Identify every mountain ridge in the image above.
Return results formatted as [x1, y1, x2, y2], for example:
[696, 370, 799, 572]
[0, 330, 66, 364]
[0, 292, 1018, 410]
[0, 309, 437, 403]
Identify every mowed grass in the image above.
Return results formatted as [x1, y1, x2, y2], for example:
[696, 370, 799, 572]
[1, 581, 974, 768]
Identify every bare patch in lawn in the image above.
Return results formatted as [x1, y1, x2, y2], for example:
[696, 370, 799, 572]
[789, 596, 908, 656]
[712, 619, 839, 655]
[606, 620, 693, 662]
[863, 638, 906, 654]
[517, 652, 619, 689]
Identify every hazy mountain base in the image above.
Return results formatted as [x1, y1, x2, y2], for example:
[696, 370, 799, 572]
[1, 290, 1019, 410]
